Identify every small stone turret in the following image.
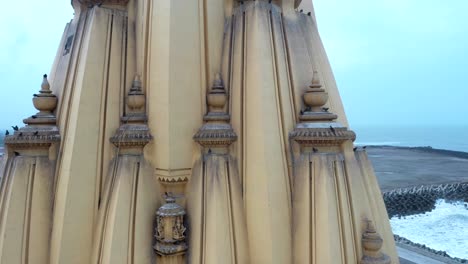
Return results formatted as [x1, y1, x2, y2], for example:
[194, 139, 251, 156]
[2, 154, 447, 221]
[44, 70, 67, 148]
[193, 73, 237, 150]
[110, 75, 152, 152]
[289, 71, 355, 150]
[5, 74, 60, 150]
[300, 72, 338, 122]
[361, 220, 391, 264]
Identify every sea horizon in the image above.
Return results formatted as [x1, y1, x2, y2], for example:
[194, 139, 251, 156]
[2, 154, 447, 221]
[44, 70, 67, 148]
[352, 125, 468, 153]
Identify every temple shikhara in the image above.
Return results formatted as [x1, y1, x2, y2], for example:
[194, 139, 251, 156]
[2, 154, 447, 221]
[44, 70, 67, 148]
[0, 0, 398, 263]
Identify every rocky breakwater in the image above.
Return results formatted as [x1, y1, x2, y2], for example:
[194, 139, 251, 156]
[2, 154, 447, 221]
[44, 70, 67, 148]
[383, 182, 468, 218]
[383, 183, 468, 263]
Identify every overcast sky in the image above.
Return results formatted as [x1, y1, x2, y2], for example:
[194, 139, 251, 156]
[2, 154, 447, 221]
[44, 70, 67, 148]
[0, 0, 467, 130]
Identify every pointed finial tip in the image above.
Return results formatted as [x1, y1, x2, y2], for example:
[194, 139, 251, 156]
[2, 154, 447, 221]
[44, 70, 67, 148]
[364, 219, 377, 234]
[134, 74, 141, 82]
[41, 74, 50, 91]
[213, 73, 224, 88]
[311, 70, 321, 85]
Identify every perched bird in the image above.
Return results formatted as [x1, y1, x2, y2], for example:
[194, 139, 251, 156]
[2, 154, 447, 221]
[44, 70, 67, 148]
[363, 146, 367, 150]
[353, 147, 358, 152]
[305, 106, 311, 112]
[12, 125, 19, 131]
[33, 131, 39, 136]
[268, 0, 272, 3]
[300, 9, 303, 13]
[330, 126, 336, 134]
[300, 109, 304, 115]
[312, 147, 318, 153]
[208, 148, 212, 154]
[31, 115, 37, 119]
[14, 151, 20, 156]
[18, 132, 23, 136]
[5, 130, 9, 136]
[307, 12, 311, 16]
[322, 107, 329, 112]
[33, 94, 39, 97]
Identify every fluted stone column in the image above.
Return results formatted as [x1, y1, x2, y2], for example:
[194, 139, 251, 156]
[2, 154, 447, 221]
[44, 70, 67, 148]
[91, 76, 159, 264]
[187, 74, 249, 264]
[0, 75, 60, 264]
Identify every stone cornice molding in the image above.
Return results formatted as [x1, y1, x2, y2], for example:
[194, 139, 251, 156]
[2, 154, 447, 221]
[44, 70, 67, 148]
[289, 124, 356, 147]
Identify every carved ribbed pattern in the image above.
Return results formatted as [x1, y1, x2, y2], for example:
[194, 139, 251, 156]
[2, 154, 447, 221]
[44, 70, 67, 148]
[49, 7, 130, 264]
[91, 156, 160, 264]
[0, 156, 55, 264]
[110, 124, 153, 148]
[187, 154, 249, 264]
[193, 129, 237, 147]
[5, 134, 61, 148]
[293, 153, 357, 263]
[289, 128, 356, 146]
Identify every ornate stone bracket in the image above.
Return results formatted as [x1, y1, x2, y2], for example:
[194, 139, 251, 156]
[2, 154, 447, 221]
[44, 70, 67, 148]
[361, 220, 391, 264]
[154, 195, 188, 256]
[5, 75, 60, 150]
[289, 71, 355, 150]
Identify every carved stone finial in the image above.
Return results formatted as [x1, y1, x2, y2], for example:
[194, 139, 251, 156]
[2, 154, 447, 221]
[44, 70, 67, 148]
[31, 74, 58, 120]
[126, 75, 146, 113]
[193, 74, 237, 149]
[360, 220, 391, 264]
[110, 74, 152, 149]
[302, 71, 334, 117]
[5, 75, 60, 149]
[206, 73, 227, 113]
[290, 71, 355, 149]
[154, 194, 188, 256]
[40, 74, 52, 93]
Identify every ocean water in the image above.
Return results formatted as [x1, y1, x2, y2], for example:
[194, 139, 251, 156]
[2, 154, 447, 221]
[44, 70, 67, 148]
[353, 125, 468, 153]
[390, 199, 468, 259]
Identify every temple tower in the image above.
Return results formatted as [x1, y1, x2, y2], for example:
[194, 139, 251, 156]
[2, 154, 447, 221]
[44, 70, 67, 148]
[0, 0, 398, 263]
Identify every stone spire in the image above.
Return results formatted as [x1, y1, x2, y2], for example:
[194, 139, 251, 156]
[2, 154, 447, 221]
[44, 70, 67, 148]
[289, 71, 355, 149]
[193, 73, 237, 150]
[5, 74, 60, 149]
[361, 220, 391, 264]
[110, 75, 152, 151]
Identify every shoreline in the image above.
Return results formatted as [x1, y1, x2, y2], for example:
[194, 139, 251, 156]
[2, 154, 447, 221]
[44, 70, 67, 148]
[365, 145, 468, 159]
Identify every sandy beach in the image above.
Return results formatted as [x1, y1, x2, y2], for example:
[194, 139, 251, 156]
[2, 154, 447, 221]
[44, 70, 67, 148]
[366, 146, 468, 191]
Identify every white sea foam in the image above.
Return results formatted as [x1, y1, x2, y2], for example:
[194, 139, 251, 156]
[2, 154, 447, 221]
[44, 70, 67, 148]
[390, 199, 468, 259]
